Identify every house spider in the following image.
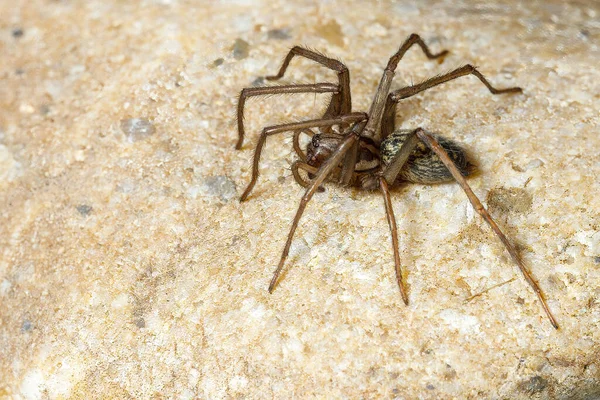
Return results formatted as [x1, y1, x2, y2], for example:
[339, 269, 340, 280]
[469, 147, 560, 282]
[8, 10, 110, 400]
[235, 34, 558, 329]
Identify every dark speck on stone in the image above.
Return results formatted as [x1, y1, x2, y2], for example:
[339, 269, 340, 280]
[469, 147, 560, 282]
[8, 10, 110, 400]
[77, 204, 93, 216]
[120, 118, 156, 142]
[267, 28, 291, 40]
[594, 256, 600, 264]
[134, 318, 145, 328]
[212, 58, 224, 67]
[232, 38, 249, 60]
[21, 320, 32, 332]
[12, 28, 24, 38]
[518, 376, 548, 394]
[252, 77, 265, 86]
[426, 384, 435, 390]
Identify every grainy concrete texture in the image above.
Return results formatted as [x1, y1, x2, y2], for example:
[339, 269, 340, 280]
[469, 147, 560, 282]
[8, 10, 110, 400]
[1, 0, 599, 399]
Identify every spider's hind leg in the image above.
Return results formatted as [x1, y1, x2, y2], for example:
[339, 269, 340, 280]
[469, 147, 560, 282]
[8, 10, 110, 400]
[382, 127, 558, 329]
[381, 129, 474, 184]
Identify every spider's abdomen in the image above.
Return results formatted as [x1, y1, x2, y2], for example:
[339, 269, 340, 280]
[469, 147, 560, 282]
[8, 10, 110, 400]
[381, 129, 474, 184]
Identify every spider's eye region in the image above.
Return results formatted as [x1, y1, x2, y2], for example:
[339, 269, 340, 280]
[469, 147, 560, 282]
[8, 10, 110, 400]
[311, 135, 321, 148]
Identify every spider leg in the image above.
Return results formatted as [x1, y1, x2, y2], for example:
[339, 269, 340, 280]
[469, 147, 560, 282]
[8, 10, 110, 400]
[290, 160, 324, 190]
[236, 83, 339, 149]
[265, 46, 352, 118]
[240, 113, 367, 202]
[363, 33, 448, 140]
[292, 129, 316, 162]
[381, 64, 522, 140]
[269, 125, 364, 293]
[412, 128, 558, 329]
[379, 177, 409, 305]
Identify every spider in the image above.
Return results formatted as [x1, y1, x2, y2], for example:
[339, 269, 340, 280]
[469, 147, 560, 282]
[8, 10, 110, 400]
[235, 34, 558, 329]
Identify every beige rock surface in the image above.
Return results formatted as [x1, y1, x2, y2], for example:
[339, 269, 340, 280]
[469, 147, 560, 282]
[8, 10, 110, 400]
[1, 0, 599, 398]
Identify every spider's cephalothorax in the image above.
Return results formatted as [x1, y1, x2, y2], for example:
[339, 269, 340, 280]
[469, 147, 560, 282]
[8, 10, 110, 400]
[235, 34, 558, 329]
[306, 133, 343, 168]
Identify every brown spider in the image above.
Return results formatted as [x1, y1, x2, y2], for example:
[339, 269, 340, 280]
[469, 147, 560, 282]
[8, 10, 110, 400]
[235, 34, 558, 329]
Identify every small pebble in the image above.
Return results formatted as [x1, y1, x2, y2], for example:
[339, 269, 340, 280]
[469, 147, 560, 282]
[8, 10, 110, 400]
[203, 175, 236, 202]
[12, 28, 24, 38]
[518, 376, 548, 394]
[232, 38, 249, 60]
[76, 204, 93, 216]
[487, 187, 533, 213]
[120, 118, 156, 142]
[267, 28, 291, 40]
[252, 77, 265, 86]
[21, 320, 32, 332]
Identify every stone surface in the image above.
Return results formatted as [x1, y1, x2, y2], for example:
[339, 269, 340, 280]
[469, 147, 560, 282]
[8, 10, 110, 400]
[1, 0, 599, 399]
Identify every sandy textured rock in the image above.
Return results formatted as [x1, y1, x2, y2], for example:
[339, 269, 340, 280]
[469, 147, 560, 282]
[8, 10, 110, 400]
[0, 0, 599, 399]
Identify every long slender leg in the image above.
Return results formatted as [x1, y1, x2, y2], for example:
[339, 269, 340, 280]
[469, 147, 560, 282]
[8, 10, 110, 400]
[240, 113, 367, 201]
[381, 132, 420, 184]
[381, 64, 522, 140]
[236, 83, 339, 149]
[265, 46, 352, 118]
[291, 161, 322, 188]
[363, 33, 449, 140]
[292, 129, 315, 162]
[379, 177, 409, 305]
[412, 128, 558, 329]
[269, 124, 365, 293]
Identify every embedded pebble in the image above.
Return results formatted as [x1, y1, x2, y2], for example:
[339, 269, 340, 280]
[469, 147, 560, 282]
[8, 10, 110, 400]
[487, 187, 533, 213]
[316, 19, 344, 47]
[21, 320, 33, 332]
[517, 376, 548, 394]
[203, 175, 236, 202]
[120, 118, 156, 142]
[76, 204, 93, 216]
[232, 38, 249, 60]
[267, 28, 291, 40]
[525, 158, 544, 170]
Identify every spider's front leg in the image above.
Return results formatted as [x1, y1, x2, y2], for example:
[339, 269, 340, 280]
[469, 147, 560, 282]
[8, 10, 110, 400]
[240, 113, 367, 201]
[268, 123, 366, 293]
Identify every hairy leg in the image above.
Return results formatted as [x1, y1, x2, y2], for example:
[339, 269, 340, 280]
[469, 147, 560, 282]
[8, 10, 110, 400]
[240, 113, 367, 201]
[379, 177, 409, 305]
[363, 33, 449, 140]
[265, 46, 352, 118]
[268, 123, 366, 292]
[381, 64, 522, 139]
[236, 83, 339, 149]
[409, 128, 558, 329]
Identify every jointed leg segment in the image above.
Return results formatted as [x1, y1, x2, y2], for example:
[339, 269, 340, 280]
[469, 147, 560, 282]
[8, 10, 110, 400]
[268, 130, 362, 293]
[265, 46, 352, 118]
[236, 83, 340, 149]
[379, 177, 409, 305]
[240, 112, 367, 201]
[381, 65, 522, 139]
[380, 127, 558, 328]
